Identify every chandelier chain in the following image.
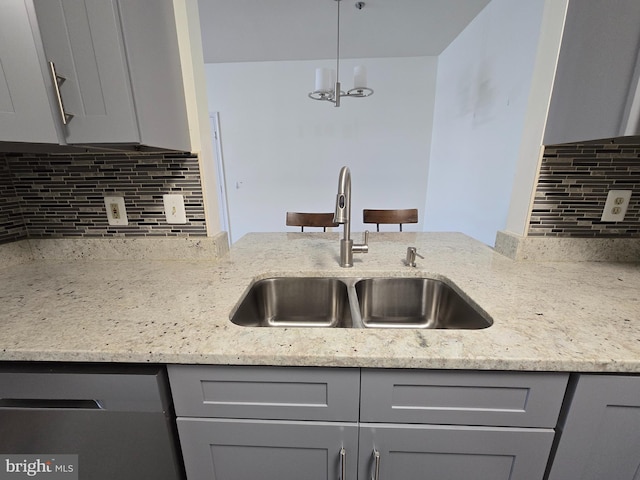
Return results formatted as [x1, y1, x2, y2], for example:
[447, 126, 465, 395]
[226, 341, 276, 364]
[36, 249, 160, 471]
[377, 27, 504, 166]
[336, 0, 341, 84]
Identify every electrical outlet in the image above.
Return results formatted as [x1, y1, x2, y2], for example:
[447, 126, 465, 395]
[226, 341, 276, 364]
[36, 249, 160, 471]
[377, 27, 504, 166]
[104, 196, 128, 226]
[600, 190, 632, 222]
[163, 194, 187, 224]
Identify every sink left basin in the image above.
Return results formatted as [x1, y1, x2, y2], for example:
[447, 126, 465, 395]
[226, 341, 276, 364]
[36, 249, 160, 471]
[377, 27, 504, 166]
[230, 277, 354, 327]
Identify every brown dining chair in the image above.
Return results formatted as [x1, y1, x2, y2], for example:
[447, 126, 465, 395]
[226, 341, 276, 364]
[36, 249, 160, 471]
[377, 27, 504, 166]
[286, 212, 339, 232]
[363, 208, 418, 232]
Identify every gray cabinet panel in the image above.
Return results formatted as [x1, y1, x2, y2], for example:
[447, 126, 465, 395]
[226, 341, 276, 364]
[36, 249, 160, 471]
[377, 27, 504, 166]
[548, 374, 640, 480]
[544, 0, 640, 144]
[33, 0, 138, 144]
[177, 418, 358, 480]
[0, 0, 58, 143]
[116, 0, 190, 151]
[359, 423, 554, 480]
[360, 369, 568, 427]
[32, 0, 190, 150]
[168, 365, 360, 421]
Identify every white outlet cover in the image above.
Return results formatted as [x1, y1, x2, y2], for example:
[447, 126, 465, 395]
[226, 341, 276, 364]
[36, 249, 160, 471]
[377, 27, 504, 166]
[600, 190, 632, 222]
[104, 196, 128, 226]
[163, 194, 187, 224]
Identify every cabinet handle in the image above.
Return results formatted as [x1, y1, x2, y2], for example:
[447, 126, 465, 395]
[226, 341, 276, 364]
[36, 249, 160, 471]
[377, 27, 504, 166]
[340, 447, 346, 480]
[372, 450, 380, 480]
[48, 61, 74, 125]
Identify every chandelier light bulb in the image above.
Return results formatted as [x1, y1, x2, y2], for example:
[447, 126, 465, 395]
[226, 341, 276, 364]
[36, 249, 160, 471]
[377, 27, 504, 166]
[353, 66, 367, 89]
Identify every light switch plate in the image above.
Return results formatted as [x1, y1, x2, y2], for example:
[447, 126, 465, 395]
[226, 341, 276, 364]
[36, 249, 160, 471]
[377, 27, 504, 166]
[104, 196, 128, 226]
[600, 190, 632, 222]
[163, 194, 187, 224]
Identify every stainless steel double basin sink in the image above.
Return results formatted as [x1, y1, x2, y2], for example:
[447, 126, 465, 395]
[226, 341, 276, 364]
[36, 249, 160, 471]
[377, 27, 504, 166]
[230, 277, 492, 329]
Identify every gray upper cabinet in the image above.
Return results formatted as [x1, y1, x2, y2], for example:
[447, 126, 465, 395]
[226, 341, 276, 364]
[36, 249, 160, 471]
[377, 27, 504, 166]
[547, 374, 640, 480]
[544, 0, 640, 145]
[21, 0, 190, 151]
[0, 1, 59, 143]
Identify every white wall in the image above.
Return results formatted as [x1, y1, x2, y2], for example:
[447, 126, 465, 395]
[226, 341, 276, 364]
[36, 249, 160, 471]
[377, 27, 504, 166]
[425, 0, 545, 245]
[205, 57, 436, 243]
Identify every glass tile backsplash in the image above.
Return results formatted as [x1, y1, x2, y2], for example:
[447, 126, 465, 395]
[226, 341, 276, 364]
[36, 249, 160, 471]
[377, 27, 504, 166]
[528, 142, 640, 237]
[0, 151, 206, 244]
[2, 142, 639, 245]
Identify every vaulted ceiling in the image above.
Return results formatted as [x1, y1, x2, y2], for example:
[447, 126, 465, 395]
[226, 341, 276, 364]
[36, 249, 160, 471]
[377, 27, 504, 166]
[198, 0, 491, 63]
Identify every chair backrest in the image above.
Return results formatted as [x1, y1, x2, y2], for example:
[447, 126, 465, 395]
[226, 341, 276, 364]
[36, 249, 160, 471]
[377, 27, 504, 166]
[363, 208, 418, 232]
[286, 212, 339, 232]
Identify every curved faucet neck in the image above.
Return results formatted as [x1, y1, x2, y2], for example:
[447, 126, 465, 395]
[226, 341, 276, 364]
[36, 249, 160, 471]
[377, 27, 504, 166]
[334, 166, 351, 241]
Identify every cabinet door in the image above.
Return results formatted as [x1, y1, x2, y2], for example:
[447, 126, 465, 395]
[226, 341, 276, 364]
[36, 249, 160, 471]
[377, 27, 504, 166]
[0, 0, 58, 143]
[548, 375, 640, 480]
[543, 0, 640, 144]
[176, 418, 358, 480]
[359, 424, 554, 480]
[33, 0, 139, 144]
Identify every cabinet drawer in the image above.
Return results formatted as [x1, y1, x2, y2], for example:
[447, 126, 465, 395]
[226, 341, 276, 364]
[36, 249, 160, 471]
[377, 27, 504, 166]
[168, 365, 360, 421]
[360, 369, 568, 427]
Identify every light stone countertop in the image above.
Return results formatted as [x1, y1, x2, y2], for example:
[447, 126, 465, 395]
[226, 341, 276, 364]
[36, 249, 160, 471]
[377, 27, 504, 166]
[0, 232, 639, 372]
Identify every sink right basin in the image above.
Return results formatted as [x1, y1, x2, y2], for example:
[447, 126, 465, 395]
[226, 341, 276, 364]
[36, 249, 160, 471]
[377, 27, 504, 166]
[354, 277, 492, 329]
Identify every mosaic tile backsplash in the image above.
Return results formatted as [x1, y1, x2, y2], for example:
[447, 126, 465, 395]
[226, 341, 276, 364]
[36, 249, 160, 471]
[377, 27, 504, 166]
[0, 156, 26, 243]
[3, 143, 639, 245]
[0, 151, 206, 244]
[529, 142, 640, 237]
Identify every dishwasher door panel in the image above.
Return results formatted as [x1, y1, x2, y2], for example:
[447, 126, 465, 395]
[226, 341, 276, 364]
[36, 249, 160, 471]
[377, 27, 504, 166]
[0, 364, 184, 480]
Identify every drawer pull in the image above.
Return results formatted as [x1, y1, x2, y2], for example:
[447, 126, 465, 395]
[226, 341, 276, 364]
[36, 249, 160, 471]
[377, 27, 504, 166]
[48, 61, 74, 125]
[372, 450, 380, 480]
[340, 447, 346, 480]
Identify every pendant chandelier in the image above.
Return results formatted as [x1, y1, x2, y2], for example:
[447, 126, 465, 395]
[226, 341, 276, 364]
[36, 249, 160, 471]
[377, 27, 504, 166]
[308, 0, 374, 107]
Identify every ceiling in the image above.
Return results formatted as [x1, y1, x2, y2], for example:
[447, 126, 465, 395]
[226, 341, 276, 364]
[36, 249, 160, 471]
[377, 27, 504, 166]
[197, 0, 491, 63]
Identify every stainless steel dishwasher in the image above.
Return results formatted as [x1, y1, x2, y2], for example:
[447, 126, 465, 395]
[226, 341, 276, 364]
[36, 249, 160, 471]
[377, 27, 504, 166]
[0, 363, 185, 480]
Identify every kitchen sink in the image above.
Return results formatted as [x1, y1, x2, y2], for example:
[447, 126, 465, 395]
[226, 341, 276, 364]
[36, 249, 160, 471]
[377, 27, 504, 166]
[230, 276, 492, 329]
[230, 277, 354, 327]
[354, 277, 492, 329]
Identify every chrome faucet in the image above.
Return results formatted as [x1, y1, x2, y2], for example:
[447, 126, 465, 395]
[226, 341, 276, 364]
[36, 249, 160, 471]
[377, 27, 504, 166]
[334, 166, 368, 267]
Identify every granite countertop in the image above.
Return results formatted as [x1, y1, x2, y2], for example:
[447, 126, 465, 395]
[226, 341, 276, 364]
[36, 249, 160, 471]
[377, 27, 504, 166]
[0, 232, 639, 372]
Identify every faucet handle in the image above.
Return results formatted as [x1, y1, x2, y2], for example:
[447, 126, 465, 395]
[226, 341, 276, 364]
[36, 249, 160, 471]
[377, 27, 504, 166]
[353, 230, 369, 254]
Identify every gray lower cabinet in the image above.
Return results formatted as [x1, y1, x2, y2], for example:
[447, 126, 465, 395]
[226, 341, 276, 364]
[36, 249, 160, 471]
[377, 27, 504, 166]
[169, 365, 360, 480]
[169, 366, 568, 480]
[360, 369, 569, 428]
[358, 424, 554, 480]
[547, 374, 640, 480]
[359, 369, 567, 480]
[177, 418, 358, 480]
